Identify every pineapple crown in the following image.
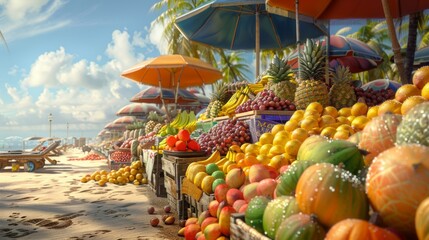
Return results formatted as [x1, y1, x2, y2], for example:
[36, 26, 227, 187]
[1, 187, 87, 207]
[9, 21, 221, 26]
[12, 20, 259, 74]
[299, 38, 326, 81]
[265, 55, 294, 83]
[210, 81, 228, 102]
[330, 65, 353, 84]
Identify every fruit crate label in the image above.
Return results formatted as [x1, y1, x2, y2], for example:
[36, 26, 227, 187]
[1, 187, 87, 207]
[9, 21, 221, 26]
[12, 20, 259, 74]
[246, 118, 279, 143]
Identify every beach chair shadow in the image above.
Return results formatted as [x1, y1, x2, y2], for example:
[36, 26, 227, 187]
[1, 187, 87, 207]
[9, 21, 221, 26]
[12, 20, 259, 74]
[0, 140, 61, 172]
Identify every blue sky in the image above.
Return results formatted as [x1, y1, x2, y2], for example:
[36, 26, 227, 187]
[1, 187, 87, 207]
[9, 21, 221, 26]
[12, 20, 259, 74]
[0, 0, 168, 142]
[0, 0, 369, 144]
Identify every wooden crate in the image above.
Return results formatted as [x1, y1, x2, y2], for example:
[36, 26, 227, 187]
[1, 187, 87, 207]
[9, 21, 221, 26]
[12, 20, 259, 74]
[167, 193, 187, 220]
[162, 155, 206, 199]
[164, 174, 178, 199]
[230, 213, 271, 240]
[235, 110, 294, 122]
[150, 171, 166, 197]
[181, 177, 214, 218]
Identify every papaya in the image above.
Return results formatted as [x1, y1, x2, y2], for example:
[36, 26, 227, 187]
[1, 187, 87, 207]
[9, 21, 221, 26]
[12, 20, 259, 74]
[297, 136, 365, 175]
[275, 160, 315, 197]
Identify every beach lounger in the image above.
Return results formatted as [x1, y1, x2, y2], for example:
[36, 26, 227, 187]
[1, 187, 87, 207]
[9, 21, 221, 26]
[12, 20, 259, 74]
[0, 140, 60, 172]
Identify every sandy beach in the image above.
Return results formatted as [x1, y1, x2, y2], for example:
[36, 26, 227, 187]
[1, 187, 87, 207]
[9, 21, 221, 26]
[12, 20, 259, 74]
[0, 148, 181, 240]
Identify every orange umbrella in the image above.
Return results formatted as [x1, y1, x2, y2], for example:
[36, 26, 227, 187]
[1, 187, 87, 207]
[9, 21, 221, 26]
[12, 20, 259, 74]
[265, 0, 429, 19]
[122, 54, 221, 119]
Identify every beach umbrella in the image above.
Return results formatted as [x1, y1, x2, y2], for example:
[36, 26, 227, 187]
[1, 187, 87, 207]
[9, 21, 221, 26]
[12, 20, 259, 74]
[175, 0, 327, 77]
[265, 0, 429, 20]
[287, 35, 383, 73]
[104, 122, 126, 131]
[115, 103, 163, 118]
[113, 116, 136, 125]
[130, 86, 198, 104]
[121, 54, 222, 119]
[414, 45, 429, 67]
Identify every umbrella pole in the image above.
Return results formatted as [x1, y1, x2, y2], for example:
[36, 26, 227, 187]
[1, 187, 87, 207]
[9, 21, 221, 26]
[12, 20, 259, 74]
[175, 67, 185, 109]
[157, 69, 171, 121]
[295, 0, 301, 80]
[255, 11, 260, 78]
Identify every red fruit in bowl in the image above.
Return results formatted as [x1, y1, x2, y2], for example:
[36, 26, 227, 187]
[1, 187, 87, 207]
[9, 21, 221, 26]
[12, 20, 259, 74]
[166, 135, 177, 148]
[187, 140, 201, 151]
[175, 140, 187, 151]
[178, 129, 191, 142]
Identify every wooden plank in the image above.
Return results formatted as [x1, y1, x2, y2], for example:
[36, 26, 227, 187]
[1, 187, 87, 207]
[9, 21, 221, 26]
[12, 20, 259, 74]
[181, 177, 203, 201]
[161, 157, 176, 176]
[164, 174, 178, 199]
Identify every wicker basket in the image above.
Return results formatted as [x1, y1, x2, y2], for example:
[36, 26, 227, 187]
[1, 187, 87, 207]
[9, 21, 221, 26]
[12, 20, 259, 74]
[230, 213, 271, 240]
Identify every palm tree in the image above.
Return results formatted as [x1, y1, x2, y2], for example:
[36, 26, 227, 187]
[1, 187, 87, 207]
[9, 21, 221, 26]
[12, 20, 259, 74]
[218, 51, 251, 82]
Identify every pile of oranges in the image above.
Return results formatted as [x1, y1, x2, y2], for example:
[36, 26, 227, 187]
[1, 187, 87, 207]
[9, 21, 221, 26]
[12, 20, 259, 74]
[80, 161, 148, 186]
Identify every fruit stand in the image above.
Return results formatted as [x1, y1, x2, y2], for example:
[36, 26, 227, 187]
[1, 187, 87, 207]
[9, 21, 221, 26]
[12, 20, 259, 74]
[108, 148, 132, 170]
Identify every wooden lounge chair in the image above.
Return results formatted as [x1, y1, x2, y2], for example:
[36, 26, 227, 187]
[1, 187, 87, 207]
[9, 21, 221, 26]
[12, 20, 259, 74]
[0, 140, 61, 172]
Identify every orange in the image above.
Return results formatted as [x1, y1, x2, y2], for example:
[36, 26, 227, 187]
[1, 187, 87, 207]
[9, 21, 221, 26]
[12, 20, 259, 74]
[319, 115, 336, 128]
[237, 159, 247, 168]
[269, 145, 285, 156]
[336, 124, 355, 134]
[320, 127, 337, 139]
[235, 152, 245, 162]
[256, 154, 270, 165]
[240, 143, 250, 152]
[306, 102, 324, 113]
[378, 100, 402, 116]
[300, 117, 319, 131]
[322, 106, 339, 118]
[284, 120, 298, 132]
[338, 107, 352, 117]
[351, 102, 368, 116]
[259, 144, 273, 156]
[347, 115, 356, 124]
[244, 155, 259, 166]
[336, 116, 350, 125]
[366, 106, 380, 119]
[244, 144, 260, 155]
[395, 84, 421, 102]
[271, 124, 286, 135]
[269, 155, 289, 169]
[284, 139, 302, 156]
[290, 110, 304, 122]
[291, 128, 309, 142]
[226, 164, 239, 173]
[333, 130, 351, 140]
[273, 131, 290, 146]
[259, 132, 274, 145]
[401, 96, 427, 115]
[304, 109, 321, 119]
[421, 82, 429, 100]
[351, 116, 370, 131]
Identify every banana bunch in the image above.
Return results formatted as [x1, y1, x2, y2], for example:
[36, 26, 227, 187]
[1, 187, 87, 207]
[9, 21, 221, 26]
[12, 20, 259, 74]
[218, 86, 251, 117]
[248, 83, 265, 94]
[185, 150, 221, 182]
[183, 111, 197, 133]
[220, 145, 243, 174]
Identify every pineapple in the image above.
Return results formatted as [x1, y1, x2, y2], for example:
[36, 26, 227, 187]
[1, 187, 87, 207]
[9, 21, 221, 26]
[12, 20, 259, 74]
[205, 82, 228, 118]
[294, 39, 329, 110]
[264, 55, 297, 101]
[144, 111, 159, 134]
[329, 66, 357, 109]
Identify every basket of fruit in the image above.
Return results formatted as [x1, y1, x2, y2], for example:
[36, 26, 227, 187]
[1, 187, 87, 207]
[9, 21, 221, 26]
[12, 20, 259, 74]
[230, 213, 270, 240]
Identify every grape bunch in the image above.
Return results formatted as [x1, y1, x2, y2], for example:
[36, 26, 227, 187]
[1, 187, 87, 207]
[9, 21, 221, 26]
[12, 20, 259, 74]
[354, 87, 395, 107]
[235, 89, 296, 113]
[197, 119, 251, 155]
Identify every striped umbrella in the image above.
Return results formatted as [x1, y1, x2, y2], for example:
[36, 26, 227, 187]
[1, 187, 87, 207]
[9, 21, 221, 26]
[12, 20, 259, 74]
[113, 116, 136, 125]
[130, 86, 198, 104]
[116, 103, 164, 117]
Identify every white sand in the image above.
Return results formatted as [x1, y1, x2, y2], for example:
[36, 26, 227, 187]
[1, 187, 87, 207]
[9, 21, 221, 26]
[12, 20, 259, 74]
[0, 148, 180, 240]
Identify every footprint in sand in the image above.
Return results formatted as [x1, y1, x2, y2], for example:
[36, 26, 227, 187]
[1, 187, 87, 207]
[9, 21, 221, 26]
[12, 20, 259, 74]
[112, 213, 131, 218]
[2, 228, 36, 238]
[69, 229, 111, 239]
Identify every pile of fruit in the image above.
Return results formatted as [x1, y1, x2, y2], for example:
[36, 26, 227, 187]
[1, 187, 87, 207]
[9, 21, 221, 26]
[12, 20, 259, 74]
[179, 64, 429, 240]
[164, 129, 201, 152]
[235, 89, 296, 113]
[68, 153, 106, 161]
[147, 205, 176, 227]
[197, 119, 251, 155]
[109, 150, 132, 163]
[80, 160, 147, 186]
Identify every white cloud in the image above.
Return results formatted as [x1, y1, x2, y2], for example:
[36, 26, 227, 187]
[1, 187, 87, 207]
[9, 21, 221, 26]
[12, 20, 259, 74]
[0, 29, 153, 139]
[0, 0, 69, 42]
[149, 21, 169, 55]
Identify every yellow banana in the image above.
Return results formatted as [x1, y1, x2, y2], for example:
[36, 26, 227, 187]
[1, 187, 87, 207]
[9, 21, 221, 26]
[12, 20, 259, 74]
[215, 157, 228, 168]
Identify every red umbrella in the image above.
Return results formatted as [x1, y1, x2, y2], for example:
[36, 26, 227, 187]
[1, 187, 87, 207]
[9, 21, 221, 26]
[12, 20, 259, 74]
[104, 122, 126, 131]
[287, 35, 383, 73]
[113, 116, 136, 125]
[266, 0, 429, 20]
[116, 103, 164, 117]
[130, 86, 198, 104]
